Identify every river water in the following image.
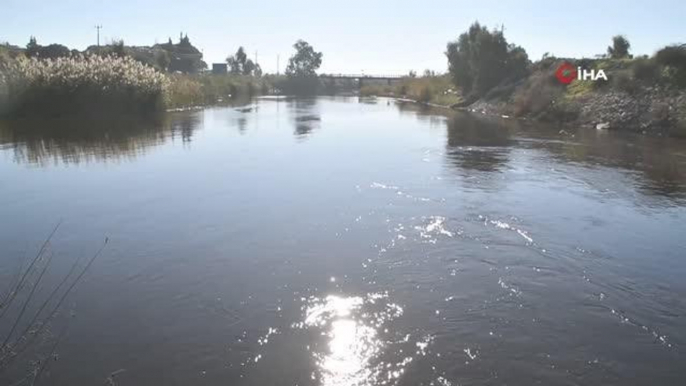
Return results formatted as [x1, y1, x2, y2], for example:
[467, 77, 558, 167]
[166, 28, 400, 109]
[1, 96, 685, 385]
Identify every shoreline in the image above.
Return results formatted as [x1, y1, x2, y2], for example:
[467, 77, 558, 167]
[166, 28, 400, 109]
[363, 88, 686, 138]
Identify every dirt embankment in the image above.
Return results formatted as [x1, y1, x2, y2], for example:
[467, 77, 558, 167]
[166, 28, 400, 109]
[456, 60, 686, 137]
[464, 85, 686, 136]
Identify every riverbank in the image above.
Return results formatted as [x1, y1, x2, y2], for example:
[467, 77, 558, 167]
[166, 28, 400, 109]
[464, 58, 686, 137]
[361, 60, 686, 137]
[360, 75, 464, 107]
[460, 87, 686, 136]
[167, 73, 270, 109]
[0, 55, 272, 117]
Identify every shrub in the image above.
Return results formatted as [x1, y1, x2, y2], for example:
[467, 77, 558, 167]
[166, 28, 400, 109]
[632, 57, 660, 81]
[483, 81, 519, 100]
[0, 55, 169, 117]
[655, 44, 686, 68]
[417, 85, 432, 103]
[512, 72, 563, 117]
[655, 44, 686, 87]
[167, 75, 204, 108]
[613, 71, 639, 94]
[167, 74, 268, 107]
[0, 46, 12, 66]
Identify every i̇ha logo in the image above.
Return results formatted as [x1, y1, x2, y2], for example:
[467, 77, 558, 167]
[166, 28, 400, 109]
[555, 62, 608, 84]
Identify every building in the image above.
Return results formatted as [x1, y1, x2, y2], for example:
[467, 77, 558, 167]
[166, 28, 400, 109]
[212, 63, 228, 75]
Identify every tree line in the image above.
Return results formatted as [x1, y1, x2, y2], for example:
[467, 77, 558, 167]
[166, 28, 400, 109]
[5, 34, 325, 80]
[445, 22, 686, 101]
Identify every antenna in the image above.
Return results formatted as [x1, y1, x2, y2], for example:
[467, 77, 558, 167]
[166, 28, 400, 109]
[95, 25, 103, 47]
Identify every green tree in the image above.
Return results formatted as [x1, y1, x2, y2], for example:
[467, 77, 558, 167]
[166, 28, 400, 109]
[110, 39, 127, 58]
[25, 37, 70, 59]
[446, 22, 529, 97]
[243, 59, 256, 76]
[38, 44, 70, 59]
[285, 40, 322, 77]
[26, 36, 39, 58]
[235, 47, 247, 68]
[226, 47, 261, 76]
[607, 35, 631, 59]
[227, 47, 248, 74]
[253, 63, 263, 77]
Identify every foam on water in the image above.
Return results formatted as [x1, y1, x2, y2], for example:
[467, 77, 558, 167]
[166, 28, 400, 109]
[498, 277, 522, 297]
[370, 182, 435, 202]
[415, 216, 454, 242]
[463, 348, 478, 361]
[609, 308, 673, 348]
[485, 217, 535, 244]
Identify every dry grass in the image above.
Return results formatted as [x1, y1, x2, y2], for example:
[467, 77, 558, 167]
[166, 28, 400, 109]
[360, 75, 463, 106]
[167, 74, 269, 109]
[0, 222, 108, 385]
[0, 55, 271, 115]
[0, 55, 168, 117]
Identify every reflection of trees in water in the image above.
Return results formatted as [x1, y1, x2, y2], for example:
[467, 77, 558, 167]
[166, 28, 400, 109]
[169, 113, 201, 144]
[444, 112, 515, 173]
[441, 110, 686, 201]
[287, 98, 321, 140]
[0, 112, 201, 165]
[395, 101, 448, 128]
[236, 116, 248, 134]
[530, 128, 686, 200]
[231, 99, 260, 135]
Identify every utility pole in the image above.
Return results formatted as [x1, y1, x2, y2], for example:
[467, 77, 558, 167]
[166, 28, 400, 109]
[255, 50, 258, 65]
[277, 54, 280, 75]
[95, 25, 102, 47]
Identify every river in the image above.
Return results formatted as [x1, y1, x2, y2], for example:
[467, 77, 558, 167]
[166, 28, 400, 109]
[1, 96, 685, 385]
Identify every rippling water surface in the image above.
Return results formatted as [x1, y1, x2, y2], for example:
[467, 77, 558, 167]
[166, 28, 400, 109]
[1, 97, 685, 385]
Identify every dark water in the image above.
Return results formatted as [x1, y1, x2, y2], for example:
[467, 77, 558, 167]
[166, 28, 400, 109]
[1, 97, 685, 385]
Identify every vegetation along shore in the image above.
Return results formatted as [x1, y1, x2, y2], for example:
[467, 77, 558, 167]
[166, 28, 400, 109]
[362, 24, 686, 137]
[0, 35, 316, 117]
[2, 24, 685, 135]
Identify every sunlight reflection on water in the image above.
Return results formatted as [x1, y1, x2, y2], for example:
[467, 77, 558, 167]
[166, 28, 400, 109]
[296, 293, 419, 386]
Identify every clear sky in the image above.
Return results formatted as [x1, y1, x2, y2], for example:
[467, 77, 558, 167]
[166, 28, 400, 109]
[3, 0, 685, 75]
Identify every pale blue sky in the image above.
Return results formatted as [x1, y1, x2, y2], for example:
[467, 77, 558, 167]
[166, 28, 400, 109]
[3, 0, 685, 74]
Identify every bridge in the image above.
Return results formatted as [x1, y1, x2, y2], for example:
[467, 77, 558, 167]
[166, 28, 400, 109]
[319, 73, 405, 88]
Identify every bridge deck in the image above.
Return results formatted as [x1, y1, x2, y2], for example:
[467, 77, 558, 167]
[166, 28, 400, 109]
[319, 73, 404, 80]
